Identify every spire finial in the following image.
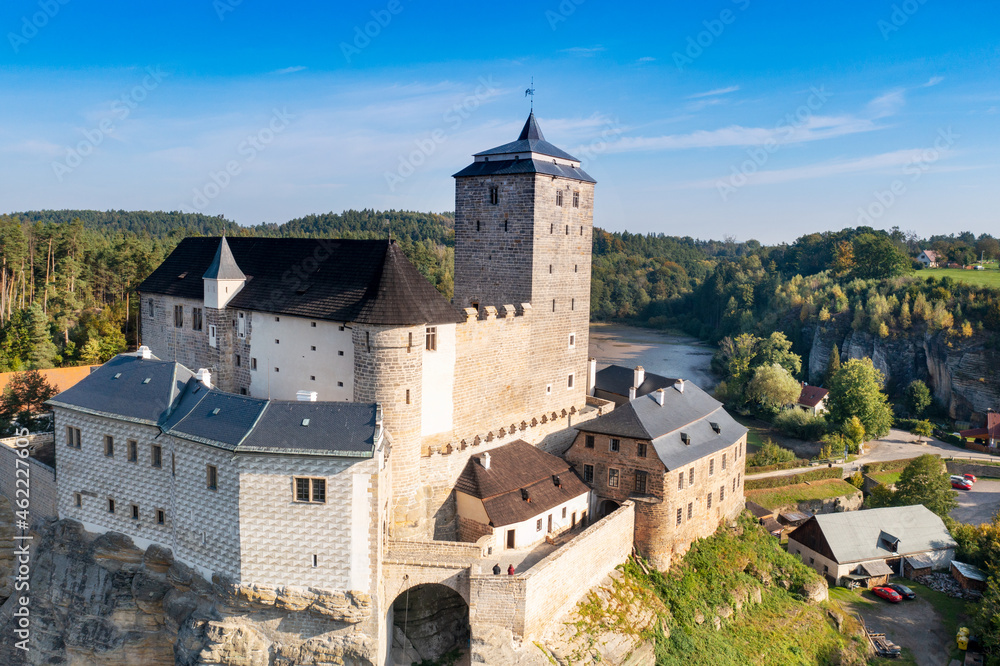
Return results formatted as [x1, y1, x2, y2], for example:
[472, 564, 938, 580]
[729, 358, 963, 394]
[525, 77, 535, 111]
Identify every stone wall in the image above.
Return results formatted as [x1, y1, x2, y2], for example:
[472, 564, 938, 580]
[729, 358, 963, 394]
[946, 460, 1000, 480]
[0, 433, 56, 522]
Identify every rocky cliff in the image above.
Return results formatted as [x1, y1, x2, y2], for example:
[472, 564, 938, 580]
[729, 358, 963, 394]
[807, 324, 1000, 423]
[0, 518, 375, 665]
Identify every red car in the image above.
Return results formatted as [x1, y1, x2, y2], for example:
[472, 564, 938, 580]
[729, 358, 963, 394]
[964, 473, 978, 484]
[952, 478, 973, 490]
[872, 586, 903, 603]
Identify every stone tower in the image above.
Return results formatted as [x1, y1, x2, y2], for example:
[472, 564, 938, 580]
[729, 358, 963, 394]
[453, 112, 596, 417]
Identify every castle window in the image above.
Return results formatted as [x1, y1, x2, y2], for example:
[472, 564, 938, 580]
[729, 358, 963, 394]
[571, 298, 575, 311]
[74, 493, 82, 507]
[236, 355, 241, 367]
[568, 333, 575, 349]
[565, 225, 569, 235]
[608, 468, 620, 488]
[127, 440, 137, 463]
[426, 327, 437, 351]
[720, 486, 725, 502]
[552, 299, 556, 312]
[550, 224, 554, 234]
[147, 299, 154, 317]
[575, 264, 578, 272]
[171, 453, 175, 476]
[504, 220, 509, 232]
[108, 498, 115, 514]
[338, 381, 344, 387]
[635, 471, 647, 493]
[722, 453, 727, 470]
[157, 509, 165, 525]
[476, 220, 480, 232]
[240, 388, 248, 394]
[568, 373, 575, 389]
[733, 477, 737, 492]
[275, 339, 280, 344]
[709, 459, 715, 476]
[275, 316, 280, 322]
[237, 312, 246, 338]
[335, 350, 343, 357]
[580, 226, 583, 236]
[573, 191, 580, 207]
[311, 322, 317, 327]
[366, 331, 371, 352]
[310, 345, 316, 351]
[609, 438, 620, 452]
[131, 504, 139, 521]
[174, 305, 184, 328]
[562, 507, 567, 519]
[489, 187, 498, 205]
[677, 508, 683, 525]
[636, 442, 647, 458]
[66, 426, 81, 449]
[104, 435, 114, 458]
[583, 464, 594, 483]
[152, 444, 162, 468]
[687, 502, 693, 520]
[192, 308, 203, 331]
[707, 492, 713, 509]
[294, 477, 326, 503]
[546, 384, 552, 395]
[556, 190, 563, 206]
[312, 554, 318, 568]
[207, 464, 218, 491]
[407, 332, 412, 352]
[405, 389, 411, 405]
[339, 325, 345, 331]
[251, 357, 257, 371]
[549, 264, 553, 274]
[310, 376, 316, 381]
[536, 518, 542, 531]
[688, 467, 695, 486]
[274, 367, 280, 373]
[678, 473, 684, 490]
[585, 434, 594, 448]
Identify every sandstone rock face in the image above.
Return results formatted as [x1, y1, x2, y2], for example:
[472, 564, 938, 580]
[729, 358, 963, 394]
[808, 325, 1000, 423]
[801, 577, 829, 604]
[0, 519, 376, 665]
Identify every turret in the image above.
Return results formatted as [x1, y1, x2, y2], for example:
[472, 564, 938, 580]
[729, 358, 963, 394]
[202, 236, 246, 309]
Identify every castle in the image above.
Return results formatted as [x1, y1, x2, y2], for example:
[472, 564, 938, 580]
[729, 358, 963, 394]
[46, 113, 746, 664]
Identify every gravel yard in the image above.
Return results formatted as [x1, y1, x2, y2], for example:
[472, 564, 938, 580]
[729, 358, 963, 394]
[950, 479, 1000, 525]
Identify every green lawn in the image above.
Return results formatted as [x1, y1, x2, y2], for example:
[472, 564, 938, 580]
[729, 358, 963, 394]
[927, 266, 1000, 288]
[745, 479, 860, 510]
[869, 471, 901, 486]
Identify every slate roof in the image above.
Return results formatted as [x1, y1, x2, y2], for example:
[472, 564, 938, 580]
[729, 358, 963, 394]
[453, 112, 596, 184]
[575, 382, 748, 471]
[797, 384, 829, 408]
[746, 501, 773, 519]
[203, 236, 246, 280]
[49, 354, 380, 458]
[788, 505, 957, 565]
[857, 560, 894, 577]
[595, 364, 676, 399]
[139, 237, 464, 326]
[455, 440, 590, 528]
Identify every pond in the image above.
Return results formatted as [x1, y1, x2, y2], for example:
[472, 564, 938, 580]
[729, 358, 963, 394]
[588, 324, 718, 392]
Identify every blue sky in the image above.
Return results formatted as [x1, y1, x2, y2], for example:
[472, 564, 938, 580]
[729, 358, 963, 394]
[1, 0, 997, 243]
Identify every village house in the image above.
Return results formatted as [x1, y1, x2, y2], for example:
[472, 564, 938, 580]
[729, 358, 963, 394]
[565, 380, 748, 570]
[787, 505, 957, 587]
[916, 249, 939, 268]
[795, 383, 829, 416]
[959, 412, 1000, 448]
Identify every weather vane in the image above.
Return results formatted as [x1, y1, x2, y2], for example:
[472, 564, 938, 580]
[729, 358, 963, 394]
[525, 77, 535, 111]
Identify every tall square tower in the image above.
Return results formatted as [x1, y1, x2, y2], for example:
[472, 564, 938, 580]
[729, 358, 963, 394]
[453, 113, 595, 416]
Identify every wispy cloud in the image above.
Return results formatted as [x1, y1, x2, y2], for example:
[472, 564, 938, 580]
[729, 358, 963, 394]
[923, 76, 944, 87]
[560, 46, 605, 56]
[687, 85, 739, 99]
[868, 89, 906, 118]
[273, 66, 307, 75]
[637, 56, 656, 63]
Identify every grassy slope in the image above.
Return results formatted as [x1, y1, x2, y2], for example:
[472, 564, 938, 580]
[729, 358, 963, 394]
[574, 514, 869, 665]
[745, 479, 861, 511]
[928, 267, 1000, 288]
[869, 470, 901, 486]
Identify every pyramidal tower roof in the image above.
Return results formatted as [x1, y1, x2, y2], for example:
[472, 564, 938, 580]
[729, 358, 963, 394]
[454, 112, 596, 183]
[203, 236, 246, 281]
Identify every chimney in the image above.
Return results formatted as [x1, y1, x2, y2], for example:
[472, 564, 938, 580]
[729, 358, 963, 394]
[195, 368, 212, 389]
[628, 386, 637, 401]
[633, 366, 645, 390]
[588, 357, 597, 395]
[137, 345, 152, 360]
[480, 452, 491, 470]
[654, 388, 666, 406]
[296, 390, 318, 402]
[674, 379, 684, 393]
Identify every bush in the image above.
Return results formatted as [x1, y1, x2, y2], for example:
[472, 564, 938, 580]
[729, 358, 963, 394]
[745, 459, 809, 474]
[744, 466, 843, 491]
[746, 439, 796, 467]
[863, 457, 918, 474]
[848, 471, 864, 489]
[773, 409, 828, 441]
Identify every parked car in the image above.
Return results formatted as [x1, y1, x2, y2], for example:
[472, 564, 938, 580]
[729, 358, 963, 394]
[963, 473, 978, 484]
[952, 478, 974, 490]
[872, 586, 903, 603]
[885, 583, 916, 600]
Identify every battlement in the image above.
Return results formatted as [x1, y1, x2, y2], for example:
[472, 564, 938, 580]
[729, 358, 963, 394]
[463, 303, 532, 323]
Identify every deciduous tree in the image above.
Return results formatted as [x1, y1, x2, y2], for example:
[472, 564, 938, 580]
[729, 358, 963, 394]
[827, 358, 893, 439]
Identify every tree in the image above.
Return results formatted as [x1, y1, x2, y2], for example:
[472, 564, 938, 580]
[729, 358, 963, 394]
[0, 369, 57, 427]
[746, 363, 802, 415]
[911, 420, 934, 443]
[827, 358, 894, 439]
[849, 233, 912, 280]
[841, 416, 867, 454]
[893, 454, 958, 518]
[25, 303, 57, 369]
[758, 332, 802, 376]
[824, 343, 841, 384]
[905, 380, 932, 417]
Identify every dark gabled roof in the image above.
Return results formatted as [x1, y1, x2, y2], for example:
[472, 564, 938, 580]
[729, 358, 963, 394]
[203, 236, 246, 281]
[139, 237, 464, 326]
[595, 364, 676, 399]
[797, 384, 829, 408]
[576, 382, 748, 471]
[47, 354, 192, 425]
[50, 354, 379, 458]
[746, 501, 773, 519]
[456, 440, 590, 528]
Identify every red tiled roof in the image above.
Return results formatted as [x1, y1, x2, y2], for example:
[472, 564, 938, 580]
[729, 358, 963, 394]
[921, 250, 939, 262]
[960, 412, 1000, 440]
[797, 384, 829, 408]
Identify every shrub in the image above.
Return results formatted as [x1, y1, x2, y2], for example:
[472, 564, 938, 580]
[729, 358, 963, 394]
[746, 439, 796, 467]
[848, 471, 864, 489]
[744, 466, 842, 491]
[773, 409, 828, 441]
[863, 457, 918, 474]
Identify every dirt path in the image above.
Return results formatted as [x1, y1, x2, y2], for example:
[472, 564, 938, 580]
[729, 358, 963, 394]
[852, 594, 952, 666]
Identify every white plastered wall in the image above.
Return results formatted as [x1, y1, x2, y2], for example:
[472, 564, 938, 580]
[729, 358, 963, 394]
[421, 323, 455, 436]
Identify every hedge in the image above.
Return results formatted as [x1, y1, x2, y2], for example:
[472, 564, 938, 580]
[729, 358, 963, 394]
[744, 466, 843, 491]
[744, 459, 810, 475]
[862, 457, 918, 474]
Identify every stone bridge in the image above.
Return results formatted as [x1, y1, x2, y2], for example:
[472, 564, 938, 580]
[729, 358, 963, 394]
[383, 538, 487, 605]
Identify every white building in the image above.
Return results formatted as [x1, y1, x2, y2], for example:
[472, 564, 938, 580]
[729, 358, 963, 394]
[916, 249, 940, 268]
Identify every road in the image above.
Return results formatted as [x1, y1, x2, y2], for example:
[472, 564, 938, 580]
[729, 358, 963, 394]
[951, 479, 1000, 525]
[746, 429, 997, 480]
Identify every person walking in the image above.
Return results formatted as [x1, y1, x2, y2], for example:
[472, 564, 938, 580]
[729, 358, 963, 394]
[492, 563, 501, 575]
[507, 564, 515, 575]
